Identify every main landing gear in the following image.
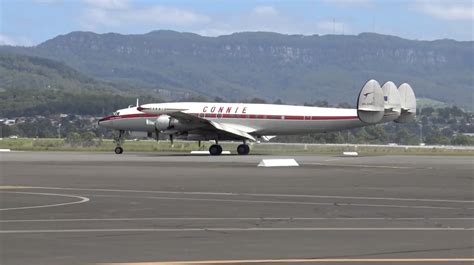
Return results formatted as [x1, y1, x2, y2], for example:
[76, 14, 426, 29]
[237, 144, 250, 155]
[209, 144, 223, 156]
[114, 130, 125, 154]
[208, 142, 250, 156]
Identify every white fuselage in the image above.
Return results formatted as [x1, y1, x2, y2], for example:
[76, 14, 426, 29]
[99, 102, 364, 136]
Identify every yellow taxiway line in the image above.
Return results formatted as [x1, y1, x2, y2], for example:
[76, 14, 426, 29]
[98, 258, 474, 264]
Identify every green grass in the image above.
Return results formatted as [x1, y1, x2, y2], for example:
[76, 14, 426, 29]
[1, 138, 473, 156]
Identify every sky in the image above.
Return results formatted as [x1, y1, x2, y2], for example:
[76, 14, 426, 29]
[0, 0, 473, 46]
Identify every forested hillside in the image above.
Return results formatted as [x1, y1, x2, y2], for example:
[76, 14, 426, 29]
[3, 31, 472, 109]
[0, 53, 160, 117]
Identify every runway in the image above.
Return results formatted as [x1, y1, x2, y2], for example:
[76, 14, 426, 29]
[0, 152, 473, 265]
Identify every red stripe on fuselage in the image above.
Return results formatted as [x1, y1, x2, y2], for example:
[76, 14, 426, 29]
[98, 113, 160, 122]
[99, 113, 358, 122]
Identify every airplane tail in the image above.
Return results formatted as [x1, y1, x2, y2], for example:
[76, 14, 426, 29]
[380, 81, 401, 123]
[394, 83, 416, 123]
[357, 80, 385, 124]
[357, 80, 416, 124]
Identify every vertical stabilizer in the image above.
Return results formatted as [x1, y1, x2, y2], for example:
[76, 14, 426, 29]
[381, 81, 401, 122]
[357, 79, 385, 124]
[395, 83, 416, 123]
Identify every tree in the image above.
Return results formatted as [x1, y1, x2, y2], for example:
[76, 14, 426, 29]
[248, 98, 267, 104]
[80, 131, 96, 147]
[65, 132, 81, 147]
[337, 102, 352, 108]
[425, 129, 450, 145]
[214, 96, 225, 102]
[355, 128, 369, 143]
[394, 127, 419, 145]
[365, 125, 388, 144]
[314, 100, 329, 107]
[421, 107, 434, 116]
[451, 134, 474, 145]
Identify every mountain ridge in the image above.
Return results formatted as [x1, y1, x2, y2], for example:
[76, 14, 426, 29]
[2, 30, 472, 109]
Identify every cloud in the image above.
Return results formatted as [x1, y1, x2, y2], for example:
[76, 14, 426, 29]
[197, 6, 298, 36]
[415, 1, 473, 21]
[323, 0, 374, 7]
[252, 6, 279, 16]
[78, 3, 353, 38]
[0, 34, 33, 46]
[82, 0, 129, 10]
[198, 6, 351, 36]
[0, 34, 16, 45]
[316, 20, 349, 34]
[80, 3, 210, 31]
[32, 0, 63, 3]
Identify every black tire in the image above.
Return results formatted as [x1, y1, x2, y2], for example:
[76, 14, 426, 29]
[114, 147, 123, 154]
[209, 144, 222, 156]
[237, 144, 250, 155]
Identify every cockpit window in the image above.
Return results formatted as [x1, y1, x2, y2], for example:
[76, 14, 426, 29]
[113, 111, 119, 116]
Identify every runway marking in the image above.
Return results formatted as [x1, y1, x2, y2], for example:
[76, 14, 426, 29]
[0, 185, 33, 189]
[90, 194, 467, 210]
[97, 258, 474, 264]
[1, 217, 472, 223]
[0, 191, 90, 211]
[303, 162, 413, 169]
[19, 186, 474, 204]
[0, 227, 473, 233]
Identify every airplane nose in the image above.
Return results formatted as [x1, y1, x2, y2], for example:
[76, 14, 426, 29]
[98, 116, 112, 128]
[98, 118, 105, 126]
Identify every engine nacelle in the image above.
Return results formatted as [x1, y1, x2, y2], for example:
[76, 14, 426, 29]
[155, 115, 194, 132]
[155, 115, 172, 131]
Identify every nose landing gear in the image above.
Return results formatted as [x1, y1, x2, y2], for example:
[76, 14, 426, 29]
[114, 146, 123, 154]
[113, 130, 125, 154]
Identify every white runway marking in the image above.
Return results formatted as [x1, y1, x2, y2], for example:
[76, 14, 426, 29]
[89, 194, 467, 210]
[0, 191, 90, 211]
[18, 186, 474, 204]
[304, 162, 413, 169]
[0, 227, 472, 234]
[1, 217, 472, 222]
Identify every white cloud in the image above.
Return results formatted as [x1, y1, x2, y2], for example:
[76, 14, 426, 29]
[0, 34, 33, 46]
[252, 6, 279, 16]
[80, 3, 210, 30]
[0, 34, 16, 45]
[415, 1, 473, 21]
[197, 6, 297, 36]
[197, 6, 351, 37]
[78, 3, 354, 38]
[82, 0, 129, 10]
[323, 0, 374, 7]
[316, 20, 349, 35]
[32, 0, 63, 4]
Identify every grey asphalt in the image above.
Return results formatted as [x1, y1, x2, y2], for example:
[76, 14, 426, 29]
[0, 151, 473, 265]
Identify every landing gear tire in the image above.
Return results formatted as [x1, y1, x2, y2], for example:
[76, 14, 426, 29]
[237, 144, 250, 155]
[113, 130, 125, 154]
[209, 144, 223, 156]
[114, 146, 123, 154]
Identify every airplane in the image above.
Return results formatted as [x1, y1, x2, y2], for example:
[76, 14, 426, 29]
[98, 80, 416, 155]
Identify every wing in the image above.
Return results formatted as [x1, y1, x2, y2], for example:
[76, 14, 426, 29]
[167, 112, 257, 142]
